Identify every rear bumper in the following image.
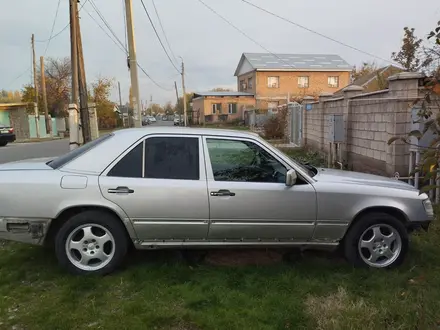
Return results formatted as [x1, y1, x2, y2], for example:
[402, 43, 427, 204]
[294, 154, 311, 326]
[0, 133, 16, 143]
[0, 218, 51, 245]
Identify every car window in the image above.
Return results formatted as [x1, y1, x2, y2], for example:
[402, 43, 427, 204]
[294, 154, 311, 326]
[206, 138, 287, 183]
[107, 142, 143, 178]
[48, 134, 113, 169]
[144, 137, 199, 180]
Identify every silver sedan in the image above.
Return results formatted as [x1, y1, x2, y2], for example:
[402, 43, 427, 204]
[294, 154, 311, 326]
[0, 127, 434, 275]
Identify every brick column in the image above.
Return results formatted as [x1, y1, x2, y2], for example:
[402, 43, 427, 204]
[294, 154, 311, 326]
[386, 72, 424, 175]
[342, 85, 364, 164]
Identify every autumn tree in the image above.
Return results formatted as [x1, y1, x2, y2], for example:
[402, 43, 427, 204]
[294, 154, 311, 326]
[391, 27, 425, 71]
[90, 77, 118, 128]
[175, 93, 194, 115]
[164, 102, 174, 115]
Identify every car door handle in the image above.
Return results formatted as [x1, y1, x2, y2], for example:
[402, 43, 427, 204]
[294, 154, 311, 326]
[210, 189, 235, 197]
[108, 186, 134, 194]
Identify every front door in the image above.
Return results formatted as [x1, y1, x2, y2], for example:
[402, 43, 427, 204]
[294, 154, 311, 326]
[203, 136, 316, 241]
[99, 134, 210, 241]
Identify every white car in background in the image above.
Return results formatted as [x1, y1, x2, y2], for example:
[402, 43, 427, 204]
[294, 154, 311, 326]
[147, 116, 156, 123]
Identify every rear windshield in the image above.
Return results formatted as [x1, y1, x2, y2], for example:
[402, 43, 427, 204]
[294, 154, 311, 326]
[48, 133, 113, 169]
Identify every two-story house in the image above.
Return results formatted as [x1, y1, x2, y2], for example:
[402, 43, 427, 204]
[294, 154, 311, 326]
[234, 53, 352, 109]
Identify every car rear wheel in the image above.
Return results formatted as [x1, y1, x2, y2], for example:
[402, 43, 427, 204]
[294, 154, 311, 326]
[54, 210, 129, 275]
[343, 212, 408, 269]
[0, 141, 8, 147]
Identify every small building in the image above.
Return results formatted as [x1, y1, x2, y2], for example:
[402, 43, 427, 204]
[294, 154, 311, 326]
[192, 91, 255, 123]
[334, 65, 403, 96]
[234, 52, 352, 109]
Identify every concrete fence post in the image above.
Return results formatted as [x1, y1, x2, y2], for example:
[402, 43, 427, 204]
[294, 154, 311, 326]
[68, 104, 80, 150]
[342, 85, 364, 164]
[302, 96, 315, 147]
[318, 92, 334, 153]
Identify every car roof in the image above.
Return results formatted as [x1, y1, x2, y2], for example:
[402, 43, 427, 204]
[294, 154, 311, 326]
[111, 127, 260, 139]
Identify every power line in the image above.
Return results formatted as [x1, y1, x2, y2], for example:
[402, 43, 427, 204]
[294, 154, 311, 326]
[195, 0, 298, 70]
[150, 0, 179, 64]
[89, 0, 127, 52]
[84, 3, 172, 91]
[43, 0, 62, 55]
[139, 0, 181, 73]
[122, 0, 128, 51]
[4, 67, 31, 90]
[240, 0, 395, 65]
[36, 0, 90, 44]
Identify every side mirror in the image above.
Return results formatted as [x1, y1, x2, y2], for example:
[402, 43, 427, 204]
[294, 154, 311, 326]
[285, 169, 297, 186]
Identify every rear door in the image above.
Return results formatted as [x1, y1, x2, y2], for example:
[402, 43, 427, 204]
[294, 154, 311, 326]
[203, 136, 317, 241]
[99, 134, 210, 241]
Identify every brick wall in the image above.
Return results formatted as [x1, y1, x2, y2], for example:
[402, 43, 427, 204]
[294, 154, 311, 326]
[303, 72, 426, 176]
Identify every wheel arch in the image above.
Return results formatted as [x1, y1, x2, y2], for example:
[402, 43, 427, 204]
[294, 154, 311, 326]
[343, 206, 409, 240]
[45, 205, 136, 248]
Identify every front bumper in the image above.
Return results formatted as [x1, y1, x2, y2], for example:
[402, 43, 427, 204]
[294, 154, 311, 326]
[0, 218, 51, 245]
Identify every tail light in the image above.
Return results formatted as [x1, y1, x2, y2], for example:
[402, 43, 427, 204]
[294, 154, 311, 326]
[8, 128, 13, 133]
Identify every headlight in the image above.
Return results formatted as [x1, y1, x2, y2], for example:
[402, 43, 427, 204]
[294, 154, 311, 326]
[423, 198, 434, 218]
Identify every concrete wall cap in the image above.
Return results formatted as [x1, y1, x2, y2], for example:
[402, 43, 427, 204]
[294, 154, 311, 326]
[319, 92, 334, 97]
[342, 85, 364, 92]
[388, 72, 425, 81]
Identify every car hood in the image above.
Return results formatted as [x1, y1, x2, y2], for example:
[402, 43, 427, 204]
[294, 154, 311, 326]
[313, 168, 417, 191]
[0, 157, 54, 170]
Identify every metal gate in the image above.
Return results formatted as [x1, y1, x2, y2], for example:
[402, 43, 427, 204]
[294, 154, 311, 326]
[288, 102, 302, 146]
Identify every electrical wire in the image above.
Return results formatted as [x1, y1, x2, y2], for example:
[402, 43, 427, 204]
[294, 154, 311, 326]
[36, 0, 90, 43]
[150, 0, 179, 64]
[240, 0, 395, 65]
[84, 3, 172, 91]
[139, 0, 181, 74]
[122, 0, 128, 51]
[195, 0, 298, 70]
[43, 0, 62, 55]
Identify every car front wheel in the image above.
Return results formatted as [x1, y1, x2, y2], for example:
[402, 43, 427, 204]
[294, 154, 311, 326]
[343, 212, 408, 269]
[54, 210, 129, 275]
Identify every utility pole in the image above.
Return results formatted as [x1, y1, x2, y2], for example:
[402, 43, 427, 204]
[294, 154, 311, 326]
[69, 0, 79, 106]
[125, 0, 142, 128]
[174, 81, 181, 122]
[31, 34, 40, 138]
[180, 59, 188, 126]
[118, 82, 125, 127]
[76, 8, 91, 143]
[40, 56, 51, 135]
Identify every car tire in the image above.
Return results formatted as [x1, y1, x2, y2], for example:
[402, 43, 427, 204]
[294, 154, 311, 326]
[54, 210, 129, 275]
[0, 142, 8, 147]
[343, 212, 408, 269]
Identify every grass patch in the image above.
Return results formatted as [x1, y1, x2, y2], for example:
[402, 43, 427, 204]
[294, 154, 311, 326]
[1, 223, 440, 329]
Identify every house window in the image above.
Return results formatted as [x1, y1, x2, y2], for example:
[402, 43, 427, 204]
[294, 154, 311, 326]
[267, 76, 279, 88]
[298, 76, 309, 88]
[248, 77, 253, 89]
[212, 103, 222, 114]
[328, 76, 339, 88]
[228, 103, 237, 114]
[239, 80, 247, 91]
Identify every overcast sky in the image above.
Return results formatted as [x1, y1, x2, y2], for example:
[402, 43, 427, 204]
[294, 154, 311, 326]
[1, 0, 439, 106]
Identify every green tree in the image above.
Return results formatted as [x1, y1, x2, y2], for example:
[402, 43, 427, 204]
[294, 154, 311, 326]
[175, 93, 194, 115]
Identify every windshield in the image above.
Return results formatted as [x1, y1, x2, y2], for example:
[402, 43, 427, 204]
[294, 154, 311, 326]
[47, 134, 113, 169]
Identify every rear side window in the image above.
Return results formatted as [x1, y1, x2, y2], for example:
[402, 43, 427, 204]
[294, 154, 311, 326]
[48, 134, 113, 169]
[144, 137, 199, 180]
[107, 142, 143, 178]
